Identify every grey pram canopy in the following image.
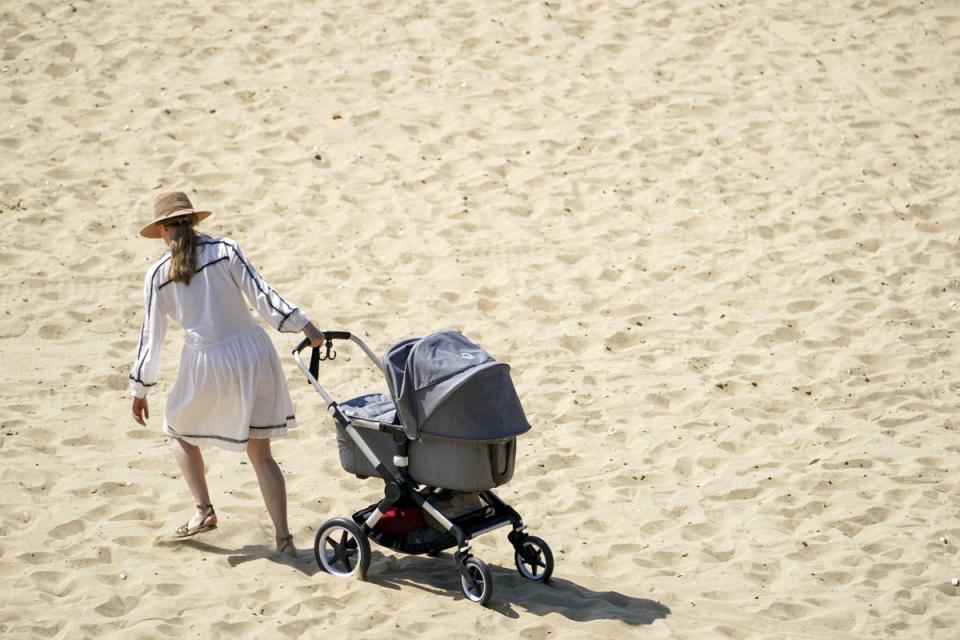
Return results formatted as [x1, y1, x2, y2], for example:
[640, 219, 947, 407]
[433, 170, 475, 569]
[336, 330, 530, 491]
[383, 331, 531, 442]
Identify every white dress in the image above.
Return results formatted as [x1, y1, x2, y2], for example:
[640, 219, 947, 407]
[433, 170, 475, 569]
[129, 235, 310, 452]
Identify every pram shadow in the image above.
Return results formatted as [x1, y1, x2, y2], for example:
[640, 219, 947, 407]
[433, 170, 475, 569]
[366, 551, 671, 625]
[175, 541, 668, 624]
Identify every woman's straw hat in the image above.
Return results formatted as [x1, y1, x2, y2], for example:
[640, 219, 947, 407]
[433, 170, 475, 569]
[140, 192, 213, 238]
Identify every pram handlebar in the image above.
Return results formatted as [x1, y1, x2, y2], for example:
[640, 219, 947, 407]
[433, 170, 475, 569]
[293, 331, 352, 354]
[292, 331, 385, 406]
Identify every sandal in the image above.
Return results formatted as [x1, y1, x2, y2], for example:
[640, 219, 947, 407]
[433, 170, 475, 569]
[276, 534, 297, 557]
[174, 504, 217, 538]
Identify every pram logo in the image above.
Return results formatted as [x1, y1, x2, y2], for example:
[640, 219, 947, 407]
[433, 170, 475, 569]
[460, 351, 475, 359]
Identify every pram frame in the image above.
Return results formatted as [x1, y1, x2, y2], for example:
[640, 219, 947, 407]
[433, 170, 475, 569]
[294, 332, 553, 605]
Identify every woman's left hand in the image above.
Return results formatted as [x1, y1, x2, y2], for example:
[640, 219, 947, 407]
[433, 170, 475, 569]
[132, 397, 149, 425]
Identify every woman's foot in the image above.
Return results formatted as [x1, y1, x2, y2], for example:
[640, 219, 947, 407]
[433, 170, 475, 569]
[276, 534, 297, 558]
[174, 504, 218, 538]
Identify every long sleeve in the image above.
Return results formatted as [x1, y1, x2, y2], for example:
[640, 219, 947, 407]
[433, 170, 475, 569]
[228, 241, 309, 333]
[129, 262, 169, 398]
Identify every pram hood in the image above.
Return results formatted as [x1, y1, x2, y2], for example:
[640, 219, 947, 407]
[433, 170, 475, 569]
[383, 331, 531, 442]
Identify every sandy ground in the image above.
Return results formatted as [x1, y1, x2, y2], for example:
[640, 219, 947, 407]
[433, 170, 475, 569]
[2, 0, 959, 638]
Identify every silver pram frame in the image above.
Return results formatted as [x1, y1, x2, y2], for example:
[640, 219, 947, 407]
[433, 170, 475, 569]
[293, 330, 554, 606]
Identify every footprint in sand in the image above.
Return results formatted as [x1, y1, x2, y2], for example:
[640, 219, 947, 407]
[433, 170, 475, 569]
[94, 595, 140, 618]
[72, 255, 102, 273]
[38, 324, 65, 340]
[154, 583, 184, 596]
[31, 570, 75, 597]
[605, 329, 644, 351]
[17, 551, 62, 566]
[786, 299, 820, 313]
[762, 601, 811, 622]
[48, 519, 86, 539]
[108, 508, 151, 522]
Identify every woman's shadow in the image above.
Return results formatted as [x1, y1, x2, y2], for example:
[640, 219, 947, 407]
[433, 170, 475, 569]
[167, 538, 321, 573]
[173, 543, 669, 626]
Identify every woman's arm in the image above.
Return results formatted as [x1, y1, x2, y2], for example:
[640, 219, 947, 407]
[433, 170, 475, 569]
[129, 263, 169, 401]
[227, 241, 311, 333]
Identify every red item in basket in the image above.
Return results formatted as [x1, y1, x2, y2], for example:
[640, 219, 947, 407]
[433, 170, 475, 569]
[376, 507, 426, 536]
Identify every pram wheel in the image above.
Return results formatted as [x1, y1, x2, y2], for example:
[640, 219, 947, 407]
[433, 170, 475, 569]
[314, 517, 371, 580]
[459, 557, 493, 606]
[514, 535, 554, 582]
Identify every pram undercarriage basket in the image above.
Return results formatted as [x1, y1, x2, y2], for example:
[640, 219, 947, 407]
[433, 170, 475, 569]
[294, 330, 554, 606]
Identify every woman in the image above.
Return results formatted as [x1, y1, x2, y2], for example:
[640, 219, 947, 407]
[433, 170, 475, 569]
[129, 191, 324, 558]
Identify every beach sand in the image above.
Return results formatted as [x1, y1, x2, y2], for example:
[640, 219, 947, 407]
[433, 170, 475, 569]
[2, 0, 959, 637]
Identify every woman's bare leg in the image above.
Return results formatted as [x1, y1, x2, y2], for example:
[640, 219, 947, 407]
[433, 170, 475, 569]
[246, 438, 296, 557]
[170, 437, 216, 530]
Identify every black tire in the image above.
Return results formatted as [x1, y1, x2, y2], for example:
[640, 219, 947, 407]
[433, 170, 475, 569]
[514, 535, 554, 582]
[459, 557, 493, 606]
[314, 517, 371, 580]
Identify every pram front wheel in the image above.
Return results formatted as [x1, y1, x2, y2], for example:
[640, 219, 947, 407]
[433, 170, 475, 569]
[514, 535, 554, 582]
[314, 517, 371, 580]
[459, 557, 493, 606]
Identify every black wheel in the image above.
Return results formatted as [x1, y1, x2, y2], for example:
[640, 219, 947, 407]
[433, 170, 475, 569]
[459, 557, 493, 606]
[314, 517, 371, 579]
[514, 535, 554, 582]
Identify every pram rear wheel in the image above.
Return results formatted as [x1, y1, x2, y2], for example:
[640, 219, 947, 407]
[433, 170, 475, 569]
[314, 517, 371, 580]
[514, 535, 554, 582]
[459, 557, 493, 606]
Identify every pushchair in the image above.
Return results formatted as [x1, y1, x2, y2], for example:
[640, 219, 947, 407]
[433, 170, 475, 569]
[293, 330, 554, 606]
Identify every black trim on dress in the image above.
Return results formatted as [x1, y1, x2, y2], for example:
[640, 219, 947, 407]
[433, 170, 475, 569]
[277, 308, 299, 332]
[168, 416, 294, 444]
[172, 432, 250, 445]
[158, 256, 230, 290]
[250, 416, 296, 429]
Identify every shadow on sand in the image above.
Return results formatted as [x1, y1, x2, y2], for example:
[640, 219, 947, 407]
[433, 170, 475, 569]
[365, 551, 670, 625]
[166, 541, 669, 626]
[165, 537, 323, 576]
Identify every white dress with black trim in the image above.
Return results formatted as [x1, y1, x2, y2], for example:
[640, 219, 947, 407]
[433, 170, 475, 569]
[129, 235, 309, 452]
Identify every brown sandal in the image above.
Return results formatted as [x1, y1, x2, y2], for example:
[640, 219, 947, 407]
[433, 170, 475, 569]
[276, 534, 296, 557]
[174, 504, 217, 538]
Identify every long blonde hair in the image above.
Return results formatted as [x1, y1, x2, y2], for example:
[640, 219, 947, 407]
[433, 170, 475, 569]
[166, 215, 199, 285]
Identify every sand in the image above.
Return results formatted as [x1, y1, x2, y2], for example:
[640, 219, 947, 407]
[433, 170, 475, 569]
[2, 0, 959, 637]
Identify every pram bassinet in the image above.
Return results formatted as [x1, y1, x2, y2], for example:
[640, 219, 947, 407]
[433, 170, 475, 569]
[336, 331, 530, 491]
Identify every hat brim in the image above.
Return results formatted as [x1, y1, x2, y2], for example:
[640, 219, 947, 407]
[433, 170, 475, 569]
[140, 210, 213, 238]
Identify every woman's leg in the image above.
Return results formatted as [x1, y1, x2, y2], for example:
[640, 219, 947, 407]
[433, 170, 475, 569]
[170, 437, 217, 530]
[246, 438, 296, 556]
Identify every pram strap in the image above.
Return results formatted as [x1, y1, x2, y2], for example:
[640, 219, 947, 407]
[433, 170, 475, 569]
[309, 346, 320, 379]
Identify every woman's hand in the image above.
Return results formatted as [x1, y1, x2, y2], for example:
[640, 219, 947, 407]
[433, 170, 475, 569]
[132, 397, 149, 426]
[303, 322, 326, 348]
